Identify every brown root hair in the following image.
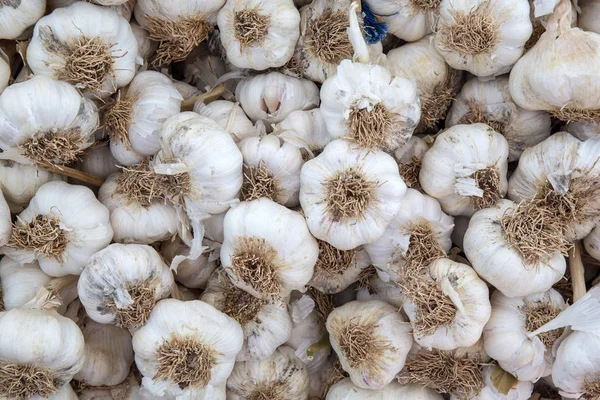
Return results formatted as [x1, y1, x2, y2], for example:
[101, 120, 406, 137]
[419, 69, 461, 130]
[410, 0, 442, 12]
[106, 281, 160, 332]
[551, 107, 600, 124]
[241, 161, 280, 202]
[61, 36, 116, 95]
[0, 362, 58, 399]
[305, 9, 353, 66]
[524, 304, 564, 348]
[313, 240, 357, 278]
[438, 2, 499, 56]
[230, 237, 283, 297]
[398, 156, 423, 189]
[104, 90, 136, 150]
[147, 15, 211, 66]
[8, 214, 69, 261]
[154, 336, 215, 389]
[234, 8, 271, 50]
[403, 220, 447, 273]
[469, 167, 502, 210]
[307, 286, 335, 324]
[457, 101, 507, 134]
[325, 167, 378, 222]
[348, 103, 399, 150]
[221, 280, 266, 325]
[20, 130, 87, 168]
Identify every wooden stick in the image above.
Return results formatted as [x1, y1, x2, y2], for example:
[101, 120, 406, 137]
[43, 164, 105, 187]
[569, 241, 587, 302]
[181, 84, 226, 111]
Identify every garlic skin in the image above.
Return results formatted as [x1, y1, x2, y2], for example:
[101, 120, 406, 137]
[78, 243, 174, 332]
[552, 330, 600, 398]
[0, 189, 9, 247]
[300, 139, 407, 250]
[435, 0, 532, 78]
[309, 243, 371, 294]
[227, 346, 309, 400]
[327, 300, 413, 390]
[78, 370, 141, 400]
[420, 124, 509, 217]
[585, 225, 600, 261]
[99, 173, 179, 245]
[0, 51, 9, 94]
[464, 200, 566, 298]
[565, 121, 600, 141]
[327, 379, 443, 400]
[221, 198, 318, 298]
[0, 75, 98, 167]
[362, 0, 438, 42]
[579, 0, 600, 34]
[446, 76, 552, 161]
[239, 134, 304, 207]
[0, 258, 51, 310]
[2, 181, 113, 277]
[108, 71, 183, 166]
[27, 2, 138, 97]
[449, 365, 534, 400]
[394, 136, 428, 189]
[131, 22, 157, 70]
[0, 0, 45, 40]
[236, 72, 320, 125]
[320, 60, 420, 152]
[80, 144, 119, 179]
[484, 289, 566, 382]
[275, 108, 331, 158]
[194, 100, 257, 143]
[161, 237, 218, 289]
[356, 273, 405, 308]
[218, 0, 300, 70]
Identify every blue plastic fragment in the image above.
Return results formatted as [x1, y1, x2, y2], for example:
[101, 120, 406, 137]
[360, 1, 389, 44]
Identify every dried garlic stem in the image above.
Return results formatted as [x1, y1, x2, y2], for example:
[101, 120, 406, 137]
[568, 241, 586, 302]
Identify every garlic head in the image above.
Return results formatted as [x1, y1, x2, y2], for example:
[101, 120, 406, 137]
[0, 0, 45, 40]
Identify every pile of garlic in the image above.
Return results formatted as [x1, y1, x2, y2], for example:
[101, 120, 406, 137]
[3, 0, 600, 398]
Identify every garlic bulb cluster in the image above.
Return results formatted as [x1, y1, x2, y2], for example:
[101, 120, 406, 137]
[194, 100, 257, 143]
[0, 0, 44, 40]
[363, 0, 439, 42]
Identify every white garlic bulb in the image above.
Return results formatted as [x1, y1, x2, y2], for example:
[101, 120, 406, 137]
[552, 330, 600, 398]
[79, 144, 119, 179]
[275, 108, 331, 158]
[221, 198, 318, 298]
[464, 199, 567, 298]
[161, 237, 218, 289]
[107, 71, 183, 166]
[320, 60, 420, 152]
[131, 22, 157, 70]
[2, 181, 113, 277]
[0, 50, 9, 94]
[585, 225, 600, 261]
[0, 257, 51, 310]
[362, 0, 438, 42]
[327, 300, 413, 389]
[0, 290, 85, 399]
[484, 288, 566, 381]
[449, 365, 534, 400]
[27, 2, 138, 97]
[435, 0, 532, 78]
[327, 379, 443, 400]
[239, 134, 304, 207]
[300, 139, 407, 250]
[133, 298, 243, 399]
[78, 243, 174, 332]
[236, 72, 320, 125]
[204, 212, 226, 243]
[0, 0, 45, 40]
[579, 0, 600, 34]
[309, 241, 371, 294]
[0, 75, 98, 168]
[226, 346, 309, 400]
[356, 272, 404, 308]
[420, 123, 509, 216]
[184, 45, 229, 93]
[394, 136, 429, 189]
[218, 0, 300, 70]
[201, 271, 292, 361]
[565, 121, 600, 141]
[194, 100, 257, 143]
[446, 76, 552, 161]
[78, 372, 141, 400]
[0, 189, 9, 246]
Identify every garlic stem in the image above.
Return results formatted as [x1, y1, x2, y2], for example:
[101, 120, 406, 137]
[42, 164, 105, 187]
[181, 84, 226, 111]
[569, 241, 586, 302]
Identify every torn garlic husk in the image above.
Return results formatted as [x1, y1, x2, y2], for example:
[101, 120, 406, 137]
[328, 378, 443, 399]
[0, 257, 51, 311]
[579, 0, 600, 34]
[446, 75, 552, 161]
[300, 139, 407, 250]
[553, 330, 600, 398]
[79, 143, 119, 179]
[107, 71, 183, 166]
[132, 298, 243, 399]
[221, 198, 318, 298]
[217, 0, 300, 70]
[464, 199, 567, 298]
[484, 288, 566, 382]
[393, 136, 428, 190]
[320, 60, 420, 152]
[194, 100, 257, 143]
[449, 365, 534, 400]
[226, 345, 309, 400]
[78, 243, 175, 332]
[239, 134, 304, 207]
[27, 2, 138, 97]
[161, 237, 218, 289]
[1, 181, 113, 277]
[356, 273, 405, 308]
[435, 0, 532, 79]
[236, 71, 320, 126]
[131, 22, 157, 71]
[0, 289, 85, 400]
[0, 75, 98, 168]
[364, 188, 453, 283]
[274, 108, 331, 159]
[0, 0, 44, 40]
[201, 270, 292, 361]
[0, 50, 9, 94]
[326, 300, 413, 389]
[420, 123, 509, 216]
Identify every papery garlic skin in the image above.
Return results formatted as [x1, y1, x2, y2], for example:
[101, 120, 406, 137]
[394, 136, 428, 189]
[27, 2, 138, 97]
[327, 379, 443, 400]
[221, 198, 318, 298]
[218, 0, 300, 70]
[0, 257, 51, 310]
[320, 60, 420, 152]
[420, 123, 509, 217]
[579, 0, 600, 34]
[79, 144, 119, 179]
[236, 72, 320, 125]
[585, 225, 600, 261]
[275, 108, 331, 158]
[227, 346, 309, 400]
[131, 22, 156, 70]
[194, 100, 257, 143]
[356, 273, 405, 308]
[552, 330, 600, 398]
[0, 51, 9, 94]
[449, 365, 534, 400]
[161, 238, 217, 289]
[309, 244, 371, 294]
[446, 76, 552, 161]
[565, 121, 600, 141]
[78, 369, 141, 400]
[300, 139, 407, 250]
[362, 0, 437, 42]
[133, 298, 243, 399]
[435, 0, 532, 78]
[0, 0, 45, 40]
[327, 300, 413, 389]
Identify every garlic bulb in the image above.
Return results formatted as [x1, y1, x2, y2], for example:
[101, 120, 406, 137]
[194, 100, 257, 143]
[579, 0, 600, 34]
[134, 0, 224, 65]
[184, 45, 229, 93]
[226, 345, 309, 400]
[0, 290, 85, 399]
[300, 139, 407, 250]
[326, 300, 413, 389]
[218, 0, 300, 70]
[131, 22, 157, 70]
[0, 75, 99, 168]
[435, 0, 532, 78]
[446, 76, 552, 161]
[565, 121, 600, 141]
[132, 298, 243, 399]
[78, 243, 175, 332]
[221, 198, 318, 298]
[552, 330, 600, 398]
[419, 123, 509, 216]
[585, 225, 600, 261]
[2, 181, 113, 277]
[27, 2, 138, 97]
[364, 188, 453, 283]
[201, 270, 292, 361]
[326, 379, 443, 400]
[99, 172, 179, 245]
[78, 372, 141, 400]
[356, 272, 404, 308]
[449, 365, 534, 400]
[107, 71, 183, 166]
[236, 72, 320, 125]
[0, 257, 51, 310]
[362, 0, 438, 42]
[0, 189, 9, 246]
[161, 237, 218, 289]
[0, 50, 9, 94]
[309, 241, 371, 294]
[394, 136, 429, 189]
[0, 0, 44, 40]
[275, 108, 331, 158]
[464, 199, 567, 298]
[79, 143, 119, 179]
[484, 288, 566, 381]
[239, 134, 303, 207]
[320, 60, 420, 152]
